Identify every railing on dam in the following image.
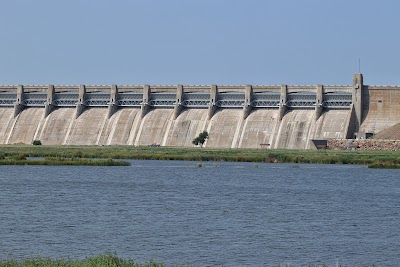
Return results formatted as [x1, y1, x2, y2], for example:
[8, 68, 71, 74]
[0, 84, 356, 113]
[286, 92, 316, 108]
[84, 92, 110, 107]
[54, 92, 79, 107]
[149, 92, 176, 107]
[0, 92, 17, 106]
[322, 92, 352, 109]
[216, 92, 245, 108]
[182, 92, 210, 108]
[22, 92, 48, 107]
[117, 92, 143, 107]
[251, 92, 280, 108]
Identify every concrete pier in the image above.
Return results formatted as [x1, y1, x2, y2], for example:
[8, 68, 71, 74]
[44, 84, 55, 118]
[174, 84, 184, 119]
[279, 84, 287, 121]
[14, 85, 24, 117]
[243, 84, 252, 120]
[76, 84, 86, 118]
[208, 84, 218, 120]
[315, 84, 323, 120]
[352, 73, 364, 133]
[107, 85, 118, 119]
[141, 84, 150, 119]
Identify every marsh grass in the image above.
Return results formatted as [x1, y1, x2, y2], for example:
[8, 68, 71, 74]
[368, 163, 400, 169]
[0, 157, 130, 166]
[0, 254, 168, 267]
[275, 265, 377, 267]
[0, 255, 377, 267]
[0, 145, 399, 167]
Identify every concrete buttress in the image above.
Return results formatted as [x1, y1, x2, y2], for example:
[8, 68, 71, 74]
[14, 85, 24, 117]
[174, 84, 184, 119]
[76, 84, 86, 118]
[352, 73, 363, 133]
[315, 84, 323, 120]
[44, 84, 55, 118]
[107, 85, 118, 119]
[141, 84, 150, 119]
[279, 84, 287, 120]
[208, 84, 218, 120]
[243, 84, 252, 120]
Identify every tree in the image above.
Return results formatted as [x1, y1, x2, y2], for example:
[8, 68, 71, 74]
[192, 131, 209, 147]
[32, 140, 42, 145]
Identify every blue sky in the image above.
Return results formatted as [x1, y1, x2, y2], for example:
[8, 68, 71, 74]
[1, 0, 399, 85]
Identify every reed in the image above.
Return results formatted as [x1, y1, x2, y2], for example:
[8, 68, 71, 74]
[368, 163, 400, 169]
[0, 157, 130, 166]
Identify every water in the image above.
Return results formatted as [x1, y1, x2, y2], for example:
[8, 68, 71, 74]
[0, 161, 399, 266]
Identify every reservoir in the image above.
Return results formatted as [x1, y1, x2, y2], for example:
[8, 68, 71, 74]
[0, 161, 399, 266]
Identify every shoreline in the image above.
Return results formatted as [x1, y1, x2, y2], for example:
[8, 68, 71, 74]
[0, 254, 376, 267]
[0, 145, 399, 168]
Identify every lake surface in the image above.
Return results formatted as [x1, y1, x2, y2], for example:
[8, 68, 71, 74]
[0, 160, 399, 266]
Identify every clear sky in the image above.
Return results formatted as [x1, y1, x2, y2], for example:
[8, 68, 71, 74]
[1, 0, 399, 86]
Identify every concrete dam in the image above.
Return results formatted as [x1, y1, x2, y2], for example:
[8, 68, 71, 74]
[0, 73, 399, 149]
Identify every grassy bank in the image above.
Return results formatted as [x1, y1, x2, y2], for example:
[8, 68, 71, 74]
[0, 158, 130, 166]
[0, 254, 375, 267]
[0, 254, 167, 267]
[0, 145, 399, 167]
[0, 153, 130, 166]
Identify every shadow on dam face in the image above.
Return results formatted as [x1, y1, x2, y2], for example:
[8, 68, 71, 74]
[0, 106, 361, 149]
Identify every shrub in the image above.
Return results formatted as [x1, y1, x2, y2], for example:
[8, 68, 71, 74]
[192, 131, 209, 147]
[12, 153, 28, 160]
[32, 140, 42, 145]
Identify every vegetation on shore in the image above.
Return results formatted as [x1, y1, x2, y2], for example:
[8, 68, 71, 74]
[0, 254, 167, 267]
[0, 145, 399, 167]
[192, 131, 209, 147]
[0, 254, 377, 267]
[0, 152, 130, 166]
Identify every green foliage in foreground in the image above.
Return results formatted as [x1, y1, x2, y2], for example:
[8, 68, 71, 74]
[275, 265, 377, 267]
[0, 254, 378, 267]
[192, 131, 209, 147]
[0, 254, 167, 267]
[0, 157, 130, 166]
[32, 139, 42, 146]
[0, 145, 400, 167]
[368, 163, 400, 169]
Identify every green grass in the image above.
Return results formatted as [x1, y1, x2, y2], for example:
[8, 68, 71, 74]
[0, 145, 399, 167]
[368, 163, 400, 169]
[0, 254, 168, 267]
[0, 255, 377, 267]
[0, 155, 130, 166]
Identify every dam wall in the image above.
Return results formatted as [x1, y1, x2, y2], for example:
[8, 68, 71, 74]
[0, 73, 397, 149]
[359, 85, 400, 135]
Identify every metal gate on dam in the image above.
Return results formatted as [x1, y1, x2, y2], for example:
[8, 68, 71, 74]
[0, 73, 399, 149]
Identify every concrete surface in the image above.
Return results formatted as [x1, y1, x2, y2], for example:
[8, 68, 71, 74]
[0, 74, 398, 148]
